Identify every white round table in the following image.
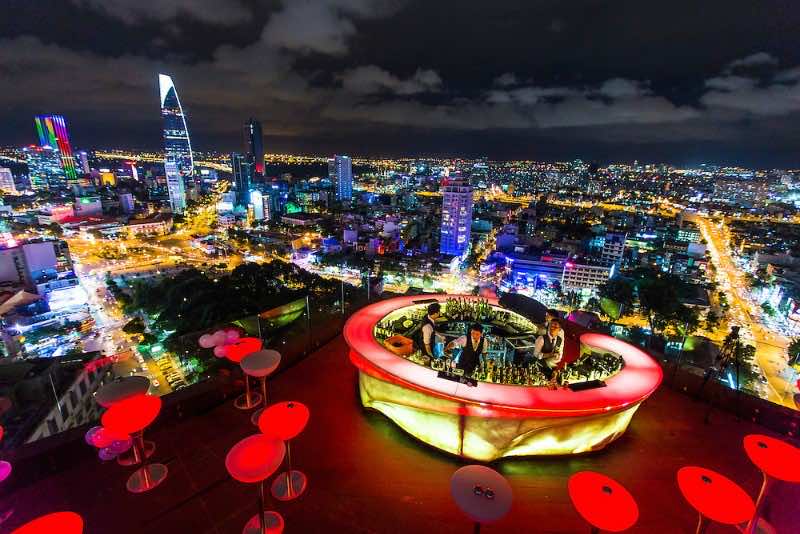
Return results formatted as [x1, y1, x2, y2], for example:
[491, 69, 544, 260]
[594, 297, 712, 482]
[95, 376, 151, 408]
[451, 465, 512, 532]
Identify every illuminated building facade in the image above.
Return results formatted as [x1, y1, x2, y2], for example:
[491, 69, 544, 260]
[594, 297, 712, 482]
[243, 118, 265, 178]
[165, 161, 186, 214]
[159, 74, 192, 212]
[231, 153, 254, 208]
[0, 168, 17, 194]
[34, 115, 78, 184]
[328, 155, 353, 202]
[24, 145, 65, 191]
[439, 177, 473, 255]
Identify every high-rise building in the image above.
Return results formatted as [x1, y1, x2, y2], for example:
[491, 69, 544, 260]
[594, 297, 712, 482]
[601, 233, 626, 266]
[159, 74, 192, 213]
[439, 177, 473, 256]
[230, 153, 254, 207]
[0, 168, 17, 194]
[165, 161, 186, 214]
[34, 115, 78, 184]
[77, 151, 90, 175]
[243, 118, 265, 178]
[24, 145, 66, 191]
[328, 155, 352, 202]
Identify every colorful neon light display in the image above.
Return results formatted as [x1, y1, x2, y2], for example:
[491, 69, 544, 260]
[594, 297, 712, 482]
[34, 115, 77, 181]
[344, 295, 663, 460]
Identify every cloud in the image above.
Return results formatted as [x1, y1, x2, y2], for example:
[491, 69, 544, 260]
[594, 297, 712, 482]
[701, 57, 800, 116]
[68, 0, 252, 25]
[727, 52, 778, 70]
[339, 65, 442, 95]
[598, 78, 648, 99]
[264, 0, 406, 55]
[492, 73, 518, 87]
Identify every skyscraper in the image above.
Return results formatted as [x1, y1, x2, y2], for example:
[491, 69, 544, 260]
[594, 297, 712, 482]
[328, 155, 352, 202]
[230, 153, 254, 207]
[159, 74, 193, 213]
[24, 145, 66, 191]
[439, 177, 473, 256]
[243, 118, 265, 178]
[34, 115, 77, 184]
[165, 161, 186, 214]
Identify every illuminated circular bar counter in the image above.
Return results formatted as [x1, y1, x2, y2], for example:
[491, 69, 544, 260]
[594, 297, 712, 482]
[344, 295, 663, 461]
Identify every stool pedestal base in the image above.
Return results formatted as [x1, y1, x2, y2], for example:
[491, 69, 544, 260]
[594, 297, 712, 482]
[126, 463, 168, 493]
[235, 392, 262, 410]
[117, 440, 155, 466]
[271, 469, 307, 501]
[243, 511, 283, 534]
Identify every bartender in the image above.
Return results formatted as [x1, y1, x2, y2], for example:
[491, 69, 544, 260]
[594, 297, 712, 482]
[533, 319, 565, 378]
[418, 302, 443, 360]
[446, 323, 486, 376]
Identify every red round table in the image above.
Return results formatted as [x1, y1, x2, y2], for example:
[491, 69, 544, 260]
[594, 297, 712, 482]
[677, 466, 755, 533]
[11, 511, 83, 534]
[102, 394, 167, 493]
[241, 350, 281, 425]
[450, 465, 512, 532]
[226, 434, 286, 534]
[743, 434, 800, 533]
[227, 338, 264, 410]
[258, 401, 310, 501]
[568, 471, 638, 532]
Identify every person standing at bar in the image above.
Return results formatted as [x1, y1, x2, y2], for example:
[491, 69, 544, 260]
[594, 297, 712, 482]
[534, 319, 565, 379]
[446, 323, 486, 376]
[418, 302, 443, 361]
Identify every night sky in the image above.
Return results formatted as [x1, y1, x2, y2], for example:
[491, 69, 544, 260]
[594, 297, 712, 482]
[3, 0, 800, 166]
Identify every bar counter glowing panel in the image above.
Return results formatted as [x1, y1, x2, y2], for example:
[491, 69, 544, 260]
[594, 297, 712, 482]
[344, 295, 663, 461]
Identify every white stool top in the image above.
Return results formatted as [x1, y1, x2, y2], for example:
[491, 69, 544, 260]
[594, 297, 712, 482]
[241, 350, 281, 378]
[95, 376, 151, 408]
[450, 465, 512, 524]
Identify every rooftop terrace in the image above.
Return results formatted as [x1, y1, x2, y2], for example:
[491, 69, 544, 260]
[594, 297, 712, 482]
[1, 334, 799, 533]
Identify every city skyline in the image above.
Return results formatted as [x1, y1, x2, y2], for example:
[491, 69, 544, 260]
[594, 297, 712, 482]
[2, 1, 800, 166]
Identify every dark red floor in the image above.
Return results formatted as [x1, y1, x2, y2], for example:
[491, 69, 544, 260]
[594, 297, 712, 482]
[3, 336, 799, 533]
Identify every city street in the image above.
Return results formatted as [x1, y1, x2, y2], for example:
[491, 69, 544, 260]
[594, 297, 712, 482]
[697, 217, 797, 409]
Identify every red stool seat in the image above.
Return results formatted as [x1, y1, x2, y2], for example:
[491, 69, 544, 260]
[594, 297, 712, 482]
[568, 471, 638, 532]
[85, 426, 128, 449]
[677, 466, 754, 525]
[12, 511, 83, 534]
[257, 401, 309, 440]
[95, 376, 151, 408]
[101, 394, 161, 435]
[226, 434, 286, 534]
[744, 434, 800, 483]
[225, 434, 286, 483]
[226, 337, 263, 364]
[450, 465, 512, 525]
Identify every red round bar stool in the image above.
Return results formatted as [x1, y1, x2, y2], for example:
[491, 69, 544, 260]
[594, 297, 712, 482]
[677, 466, 755, 534]
[743, 434, 800, 534]
[11, 511, 83, 534]
[84, 425, 132, 462]
[227, 338, 264, 410]
[95, 376, 155, 465]
[102, 394, 167, 493]
[450, 465, 512, 533]
[568, 471, 638, 533]
[0, 424, 10, 483]
[242, 350, 281, 426]
[258, 401, 310, 501]
[226, 434, 286, 534]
